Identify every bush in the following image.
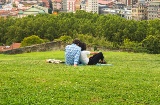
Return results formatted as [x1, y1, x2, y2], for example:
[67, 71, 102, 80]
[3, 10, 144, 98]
[54, 35, 72, 44]
[121, 39, 146, 53]
[76, 34, 113, 48]
[21, 35, 44, 47]
[76, 34, 93, 46]
[142, 35, 160, 54]
[92, 37, 113, 49]
[43, 39, 50, 43]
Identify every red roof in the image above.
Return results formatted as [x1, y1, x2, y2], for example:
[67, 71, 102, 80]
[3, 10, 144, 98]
[0, 43, 21, 52]
[10, 43, 21, 49]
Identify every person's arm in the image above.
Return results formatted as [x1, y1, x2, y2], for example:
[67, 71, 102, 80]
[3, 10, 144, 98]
[90, 52, 98, 55]
[73, 48, 81, 66]
[74, 64, 78, 67]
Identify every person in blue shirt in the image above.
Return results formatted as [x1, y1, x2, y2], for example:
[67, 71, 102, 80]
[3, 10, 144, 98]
[65, 39, 81, 67]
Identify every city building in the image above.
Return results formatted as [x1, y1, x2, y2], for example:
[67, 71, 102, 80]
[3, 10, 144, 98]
[132, 1, 147, 20]
[147, 0, 160, 20]
[52, 0, 62, 11]
[18, 5, 48, 18]
[67, 0, 76, 12]
[80, 0, 86, 11]
[86, 0, 99, 14]
[123, 8, 132, 20]
[99, 4, 108, 14]
[101, 8, 117, 15]
[0, 0, 160, 20]
[66, 0, 80, 13]
[62, 0, 67, 12]
[75, 0, 81, 11]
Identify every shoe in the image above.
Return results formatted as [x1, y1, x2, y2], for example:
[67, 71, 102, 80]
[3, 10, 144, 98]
[46, 59, 53, 63]
[98, 60, 107, 64]
[101, 61, 106, 64]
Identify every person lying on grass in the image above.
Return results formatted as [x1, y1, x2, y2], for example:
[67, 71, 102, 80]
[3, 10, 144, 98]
[79, 42, 106, 65]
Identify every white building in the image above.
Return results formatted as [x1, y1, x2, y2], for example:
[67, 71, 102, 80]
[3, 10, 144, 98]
[62, 0, 67, 12]
[147, 0, 160, 20]
[2, 4, 13, 10]
[67, 0, 76, 12]
[86, 0, 99, 14]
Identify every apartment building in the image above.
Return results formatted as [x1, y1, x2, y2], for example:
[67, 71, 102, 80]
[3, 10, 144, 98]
[158, 7, 160, 18]
[86, 0, 98, 14]
[0, 0, 5, 4]
[52, 0, 62, 11]
[80, 0, 86, 11]
[116, 0, 132, 6]
[67, 0, 73, 12]
[62, 0, 67, 12]
[18, 5, 48, 18]
[67, 0, 80, 12]
[145, 0, 154, 3]
[132, 2, 147, 20]
[147, 0, 160, 20]
[75, 0, 81, 11]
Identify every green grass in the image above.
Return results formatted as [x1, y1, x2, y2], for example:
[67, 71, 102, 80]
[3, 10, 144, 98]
[0, 51, 160, 105]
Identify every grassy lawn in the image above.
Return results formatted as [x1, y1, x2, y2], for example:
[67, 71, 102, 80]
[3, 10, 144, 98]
[0, 51, 160, 105]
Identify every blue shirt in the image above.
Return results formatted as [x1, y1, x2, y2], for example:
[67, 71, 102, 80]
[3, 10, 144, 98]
[65, 44, 81, 65]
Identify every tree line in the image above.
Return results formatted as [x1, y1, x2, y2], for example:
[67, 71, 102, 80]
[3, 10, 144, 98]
[0, 10, 159, 53]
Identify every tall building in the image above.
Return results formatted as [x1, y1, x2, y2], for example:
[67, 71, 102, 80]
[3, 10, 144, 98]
[132, 2, 147, 20]
[62, 0, 67, 12]
[67, 0, 75, 12]
[126, 0, 132, 6]
[147, 0, 160, 20]
[52, 0, 62, 11]
[75, 0, 81, 10]
[86, 0, 99, 14]
[80, 0, 87, 11]
[131, 0, 138, 7]
[116, 0, 132, 6]
[67, 0, 80, 12]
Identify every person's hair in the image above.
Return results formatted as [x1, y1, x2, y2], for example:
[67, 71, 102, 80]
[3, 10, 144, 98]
[72, 39, 81, 45]
[80, 43, 86, 51]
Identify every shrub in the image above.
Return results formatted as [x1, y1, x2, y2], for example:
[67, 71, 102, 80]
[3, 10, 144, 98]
[54, 35, 72, 44]
[76, 34, 113, 48]
[92, 37, 113, 49]
[43, 39, 50, 43]
[21, 35, 44, 47]
[121, 39, 146, 53]
[76, 34, 93, 46]
[142, 35, 160, 54]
